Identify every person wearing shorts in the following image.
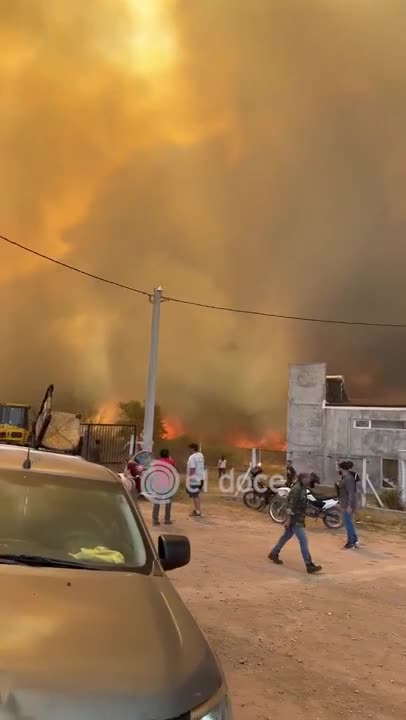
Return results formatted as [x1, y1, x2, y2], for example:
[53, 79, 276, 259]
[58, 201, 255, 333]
[186, 443, 205, 517]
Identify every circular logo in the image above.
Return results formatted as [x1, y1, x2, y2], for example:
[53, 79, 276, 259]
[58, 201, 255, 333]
[141, 461, 180, 504]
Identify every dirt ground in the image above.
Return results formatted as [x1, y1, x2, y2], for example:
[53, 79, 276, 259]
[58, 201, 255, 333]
[147, 497, 406, 720]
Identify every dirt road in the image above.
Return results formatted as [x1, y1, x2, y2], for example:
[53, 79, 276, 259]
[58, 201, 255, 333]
[149, 498, 406, 720]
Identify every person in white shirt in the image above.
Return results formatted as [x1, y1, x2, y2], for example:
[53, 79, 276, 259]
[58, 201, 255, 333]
[186, 443, 205, 517]
[217, 456, 227, 479]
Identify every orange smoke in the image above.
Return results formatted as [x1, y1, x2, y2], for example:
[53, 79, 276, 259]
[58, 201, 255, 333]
[162, 416, 184, 439]
[88, 400, 119, 424]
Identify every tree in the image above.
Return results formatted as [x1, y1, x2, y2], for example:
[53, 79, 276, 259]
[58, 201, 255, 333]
[119, 400, 165, 442]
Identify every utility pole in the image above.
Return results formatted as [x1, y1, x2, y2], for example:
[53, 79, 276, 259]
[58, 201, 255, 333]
[142, 286, 163, 452]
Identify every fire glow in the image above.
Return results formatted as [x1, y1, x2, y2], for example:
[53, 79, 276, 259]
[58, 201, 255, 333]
[88, 400, 119, 424]
[162, 417, 184, 440]
[89, 405, 285, 451]
[227, 430, 287, 452]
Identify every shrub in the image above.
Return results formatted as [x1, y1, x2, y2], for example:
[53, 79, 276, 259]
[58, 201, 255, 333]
[378, 489, 405, 511]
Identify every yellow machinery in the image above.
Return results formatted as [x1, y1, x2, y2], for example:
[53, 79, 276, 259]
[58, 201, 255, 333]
[0, 403, 31, 445]
[0, 385, 81, 453]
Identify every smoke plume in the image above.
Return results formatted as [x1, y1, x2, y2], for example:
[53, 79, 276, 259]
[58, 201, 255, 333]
[1, 0, 406, 440]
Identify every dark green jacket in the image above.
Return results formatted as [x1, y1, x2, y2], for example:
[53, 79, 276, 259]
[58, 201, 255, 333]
[287, 481, 307, 526]
[339, 471, 357, 512]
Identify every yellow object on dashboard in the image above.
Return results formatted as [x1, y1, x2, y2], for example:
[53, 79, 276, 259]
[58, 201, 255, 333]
[70, 546, 125, 564]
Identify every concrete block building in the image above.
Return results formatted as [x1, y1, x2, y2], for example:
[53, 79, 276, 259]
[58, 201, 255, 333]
[287, 362, 406, 493]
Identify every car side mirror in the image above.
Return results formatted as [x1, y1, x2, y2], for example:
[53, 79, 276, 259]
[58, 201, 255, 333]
[158, 534, 190, 571]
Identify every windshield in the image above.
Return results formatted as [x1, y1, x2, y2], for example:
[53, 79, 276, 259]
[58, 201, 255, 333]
[0, 406, 28, 427]
[0, 470, 152, 572]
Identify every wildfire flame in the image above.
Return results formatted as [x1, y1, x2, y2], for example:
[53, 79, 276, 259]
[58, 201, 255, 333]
[162, 416, 184, 440]
[227, 430, 286, 452]
[161, 415, 286, 449]
[87, 403, 285, 451]
[88, 400, 119, 424]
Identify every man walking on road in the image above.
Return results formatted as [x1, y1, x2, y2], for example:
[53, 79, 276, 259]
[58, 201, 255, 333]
[338, 461, 359, 549]
[269, 473, 322, 574]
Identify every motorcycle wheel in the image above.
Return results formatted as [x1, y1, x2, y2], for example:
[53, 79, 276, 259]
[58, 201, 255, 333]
[269, 496, 288, 524]
[323, 509, 343, 529]
[243, 490, 266, 511]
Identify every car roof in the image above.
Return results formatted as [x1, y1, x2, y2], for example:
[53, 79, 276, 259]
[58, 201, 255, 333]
[0, 444, 118, 483]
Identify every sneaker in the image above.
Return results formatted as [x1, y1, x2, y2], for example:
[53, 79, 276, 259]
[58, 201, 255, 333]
[268, 552, 283, 565]
[152, 520, 160, 526]
[306, 563, 322, 574]
[190, 510, 202, 517]
[343, 542, 354, 550]
[353, 541, 360, 549]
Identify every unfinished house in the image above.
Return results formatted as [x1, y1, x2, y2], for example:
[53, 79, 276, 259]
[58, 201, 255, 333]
[287, 362, 406, 497]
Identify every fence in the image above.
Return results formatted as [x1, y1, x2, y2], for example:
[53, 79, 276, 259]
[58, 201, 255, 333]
[286, 449, 406, 511]
[80, 423, 136, 466]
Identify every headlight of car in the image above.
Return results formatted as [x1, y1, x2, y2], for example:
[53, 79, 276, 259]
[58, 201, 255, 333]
[191, 685, 232, 720]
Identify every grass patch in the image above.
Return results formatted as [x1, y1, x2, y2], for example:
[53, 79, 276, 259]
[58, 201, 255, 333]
[378, 489, 405, 511]
[357, 508, 406, 534]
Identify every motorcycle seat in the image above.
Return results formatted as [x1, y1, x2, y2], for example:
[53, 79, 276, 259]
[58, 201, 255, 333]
[316, 494, 338, 501]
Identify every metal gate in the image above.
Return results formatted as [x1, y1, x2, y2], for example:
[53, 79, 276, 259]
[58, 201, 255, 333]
[80, 423, 136, 466]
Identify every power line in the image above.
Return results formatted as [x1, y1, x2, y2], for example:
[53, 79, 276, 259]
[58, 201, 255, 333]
[165, 293, 406, 328]
[0, 235, 150, 298]
[2, 233, 406, 328]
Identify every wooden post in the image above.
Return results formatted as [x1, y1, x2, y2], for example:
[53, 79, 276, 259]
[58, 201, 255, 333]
[361, 458, 367, 508]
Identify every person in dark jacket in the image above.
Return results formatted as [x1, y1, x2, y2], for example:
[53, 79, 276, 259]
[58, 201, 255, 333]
[347, 461, 361, 484]
[269, 473, 322, 574]
[338, 461, 359, 549]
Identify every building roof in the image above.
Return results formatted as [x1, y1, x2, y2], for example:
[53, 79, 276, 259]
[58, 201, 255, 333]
[0, 444, 117, 482]
[325, 402, 406, 410]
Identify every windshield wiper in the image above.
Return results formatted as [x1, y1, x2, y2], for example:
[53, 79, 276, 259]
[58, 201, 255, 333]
[0, 554, 99, 570]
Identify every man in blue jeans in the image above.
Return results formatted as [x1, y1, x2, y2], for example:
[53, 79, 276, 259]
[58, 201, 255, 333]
[338, 461, 359, 549]
[269, 473, 322, 574]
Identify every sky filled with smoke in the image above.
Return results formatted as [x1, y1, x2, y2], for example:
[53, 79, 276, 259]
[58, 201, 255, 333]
[1, 0, 406, 441]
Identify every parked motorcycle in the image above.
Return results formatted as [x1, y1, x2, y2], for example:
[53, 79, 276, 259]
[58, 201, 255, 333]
[269, 479, 342, 529]
[243, 464, 289, 511]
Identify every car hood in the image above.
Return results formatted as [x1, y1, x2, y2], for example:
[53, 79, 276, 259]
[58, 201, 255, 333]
[0, 565, 222, 720]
